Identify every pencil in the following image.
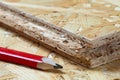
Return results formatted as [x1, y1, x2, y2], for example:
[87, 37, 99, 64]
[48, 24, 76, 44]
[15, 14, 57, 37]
[0, 47, 63, 70]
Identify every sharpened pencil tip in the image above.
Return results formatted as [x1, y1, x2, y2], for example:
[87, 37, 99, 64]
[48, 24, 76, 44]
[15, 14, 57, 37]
[54, 63, 63, 69]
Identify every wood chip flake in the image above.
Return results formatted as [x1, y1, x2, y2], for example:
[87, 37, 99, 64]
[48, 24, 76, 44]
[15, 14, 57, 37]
[0, 74, 17, 80]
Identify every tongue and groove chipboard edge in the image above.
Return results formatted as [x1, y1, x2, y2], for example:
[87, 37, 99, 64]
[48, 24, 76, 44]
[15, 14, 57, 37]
[0, 2, 120, 68]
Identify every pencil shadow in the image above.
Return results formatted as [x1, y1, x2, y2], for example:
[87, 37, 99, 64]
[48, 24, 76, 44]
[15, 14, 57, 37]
[42, 69, 65, 74]
[29, 66, 65, 74]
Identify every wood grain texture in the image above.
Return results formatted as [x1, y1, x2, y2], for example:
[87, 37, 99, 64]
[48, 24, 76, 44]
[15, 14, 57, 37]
[0, 0, 120, 80]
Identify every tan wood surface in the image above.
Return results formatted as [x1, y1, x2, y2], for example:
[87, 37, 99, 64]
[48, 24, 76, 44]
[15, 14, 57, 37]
[0, 0, 120, 80]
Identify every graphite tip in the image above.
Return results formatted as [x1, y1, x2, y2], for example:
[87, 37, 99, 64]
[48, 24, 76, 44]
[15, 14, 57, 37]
[54, 63, 63, 69]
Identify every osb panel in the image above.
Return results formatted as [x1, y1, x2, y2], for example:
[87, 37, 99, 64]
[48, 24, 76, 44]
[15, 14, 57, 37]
[0, 0, 120, 80]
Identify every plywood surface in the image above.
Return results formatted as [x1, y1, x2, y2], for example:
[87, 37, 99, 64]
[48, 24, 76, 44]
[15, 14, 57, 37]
[0, 0, 120, 80]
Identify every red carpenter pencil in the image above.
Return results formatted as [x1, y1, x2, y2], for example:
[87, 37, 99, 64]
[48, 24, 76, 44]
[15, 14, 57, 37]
[0, 47, 63, 70]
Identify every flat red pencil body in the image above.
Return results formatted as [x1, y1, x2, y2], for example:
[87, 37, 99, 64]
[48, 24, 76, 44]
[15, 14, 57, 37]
[0, 47, 43, 68]
[0, 47, 63, 70]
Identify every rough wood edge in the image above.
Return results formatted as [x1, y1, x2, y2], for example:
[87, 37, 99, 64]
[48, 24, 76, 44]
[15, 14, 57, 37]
[0, 2, 120, 68]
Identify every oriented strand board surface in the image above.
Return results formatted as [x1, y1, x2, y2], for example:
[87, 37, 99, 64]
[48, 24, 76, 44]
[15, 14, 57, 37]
[0, 0, 120, 80]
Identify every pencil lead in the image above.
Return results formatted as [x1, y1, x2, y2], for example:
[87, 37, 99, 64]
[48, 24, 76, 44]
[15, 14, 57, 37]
[54, 63, 63, 69]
